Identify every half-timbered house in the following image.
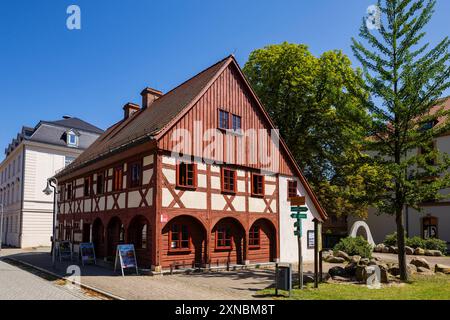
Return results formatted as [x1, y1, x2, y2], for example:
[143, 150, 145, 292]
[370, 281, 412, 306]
[54, 55, 327, 271]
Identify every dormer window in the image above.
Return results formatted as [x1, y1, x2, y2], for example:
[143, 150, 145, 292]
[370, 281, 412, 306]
[66, 130, 79, 147]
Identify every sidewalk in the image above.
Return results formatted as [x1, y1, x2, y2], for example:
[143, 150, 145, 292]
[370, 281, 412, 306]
[0, 248, 280, 300]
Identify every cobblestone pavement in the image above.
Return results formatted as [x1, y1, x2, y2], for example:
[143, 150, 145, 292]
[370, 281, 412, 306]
[0, 259, 96, 300]
[0, 248, 283, 300]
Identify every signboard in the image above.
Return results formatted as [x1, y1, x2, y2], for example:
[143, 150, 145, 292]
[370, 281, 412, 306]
[57, 241, 73, 262]
[80, 242, 96, 266]
[289, 196, 305, 206]
[114, 244, 138, 276]
[291, 207, 308, 213]
[307, 230, 315, 249]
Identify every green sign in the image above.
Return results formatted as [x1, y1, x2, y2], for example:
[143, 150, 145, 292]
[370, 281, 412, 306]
[290, 207, 309, 213]
[290, 213, 307, 219]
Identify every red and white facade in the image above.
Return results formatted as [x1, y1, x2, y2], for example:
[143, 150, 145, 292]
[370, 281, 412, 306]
[55, 56, 327, 270]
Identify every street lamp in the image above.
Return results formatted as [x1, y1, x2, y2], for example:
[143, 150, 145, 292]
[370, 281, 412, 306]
[0, 203, 4, 254]
[43, 177, 58, 266]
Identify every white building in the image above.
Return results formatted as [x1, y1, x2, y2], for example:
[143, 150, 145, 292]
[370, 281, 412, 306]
[0, 117, 103, 248]
[350, 97, 450, 251]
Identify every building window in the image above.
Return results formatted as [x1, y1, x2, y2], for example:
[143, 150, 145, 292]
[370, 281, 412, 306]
[219, 110, 230, 130]
[67, 183, 73, 200]
[232, 114, 241, 132]
[67, 131, 79, 147]
[170, 224, 190, 251]
[422, 216, 438, 239]
[216, 226, 232, 250]
[177, 162, 196, 188]
[251, 173, 264, 197]
[113, 166, 124, 191]
[221, 168, 236, 193]
[84, 177, 92, 197]
[96, 173, 104, 195]
[129, 161, 142, 188]
[288, 180, 297, 199]
[249, 226, 260, 249]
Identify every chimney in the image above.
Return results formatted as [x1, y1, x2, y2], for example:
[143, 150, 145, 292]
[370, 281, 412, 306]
[123, 102, 140, 120]
[140, 87, 163, 110]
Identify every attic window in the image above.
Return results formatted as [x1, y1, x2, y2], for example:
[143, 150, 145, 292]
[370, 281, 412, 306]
[67, 130, 79, 147]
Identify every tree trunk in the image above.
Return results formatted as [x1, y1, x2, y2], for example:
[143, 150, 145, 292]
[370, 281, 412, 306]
[395, 207, 408, 281]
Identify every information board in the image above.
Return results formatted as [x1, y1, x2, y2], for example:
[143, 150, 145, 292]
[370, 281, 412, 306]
[114, 244, 138, 276]
[80, 242, 96, 266]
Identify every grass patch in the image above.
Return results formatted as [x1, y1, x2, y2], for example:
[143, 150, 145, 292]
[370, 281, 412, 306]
[258, 275, 450, 300]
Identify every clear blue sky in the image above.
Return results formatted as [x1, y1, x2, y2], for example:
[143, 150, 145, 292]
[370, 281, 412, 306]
[1, 0, 449, 154]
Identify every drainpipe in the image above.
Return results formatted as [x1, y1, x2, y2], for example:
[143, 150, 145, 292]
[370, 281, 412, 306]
[18, 146, 26, 248]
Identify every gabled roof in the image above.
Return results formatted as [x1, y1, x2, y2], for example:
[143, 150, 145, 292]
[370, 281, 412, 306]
[57, 55, 327, 221]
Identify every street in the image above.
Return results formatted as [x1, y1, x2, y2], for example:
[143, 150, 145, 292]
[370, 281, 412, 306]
[0, 258, 98, 300]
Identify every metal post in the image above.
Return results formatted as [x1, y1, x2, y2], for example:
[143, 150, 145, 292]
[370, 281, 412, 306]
[43, 177, 58, 267]
[297, 231, 303, 289]
[314, 219, 319, 288]
[275, 263, 279, 296]
[0, 203, 4, 253]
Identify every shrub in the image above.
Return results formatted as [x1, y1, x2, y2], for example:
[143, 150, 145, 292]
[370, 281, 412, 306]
[424, 238, 447, 254]
[333, 236, 373, 258]
[405, 236, 426, 249]
[383, 232, 398, 246]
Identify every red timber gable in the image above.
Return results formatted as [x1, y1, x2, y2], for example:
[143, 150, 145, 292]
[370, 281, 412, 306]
[54, 55, 327, 271]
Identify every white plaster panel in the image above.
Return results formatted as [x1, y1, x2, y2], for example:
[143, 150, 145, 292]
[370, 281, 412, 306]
[162, 188, 174, 207]
[143, 155, 154, 166]
[162, 156, 176, 165]
[233, 196, 246, 212]
[211, 165, 220, 173]
[118, 193, 126, 209]
[211, 176, 221, 190]
[237, 180, 246, 193]
[181, 191, 207, 209]
[84, 200, 91, 213]
[265, 184, 276, 196]
[211, 194, 227, 210]
[249, 198, 265, 213]
[128, 191, 141, 208]
[198, 174, 207, 188]
[146, 188, 153, 206]
[163, 168, 176, 184]
[143, 168, 153, 185]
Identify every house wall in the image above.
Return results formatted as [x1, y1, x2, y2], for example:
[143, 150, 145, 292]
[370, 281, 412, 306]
[279, 175, 319, 263]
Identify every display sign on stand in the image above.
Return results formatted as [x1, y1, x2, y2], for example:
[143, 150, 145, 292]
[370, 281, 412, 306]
[114, 244, 138, 276]
[80, 242, 96, 266]
[57, 241, 73, 262]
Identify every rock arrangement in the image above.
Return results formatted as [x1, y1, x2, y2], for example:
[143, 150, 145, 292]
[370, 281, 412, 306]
[373, 243, 443, 257]
[324, 250, 450, 284]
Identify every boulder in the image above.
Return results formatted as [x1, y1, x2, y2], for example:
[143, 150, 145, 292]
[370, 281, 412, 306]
[414, 247, 425, 255]
[389, 265, 400, 276]
[334, 250, 351, 261]
[328, 266, 347, 277]
[425, 250, 443, 257]
[332, 276, 351, 282]
[359, 258, 370, 266]
[417, 267, 434, 275]
[407, 264, 417, 274]
[382, 246, 391, 253]
[405, 246, 414, 255]
[410, 257, 431, 270]
[435, 264, 450, 274]
[325, 256, 346, 264]
[388, 246, 397, 254]
[374, 244, 385, 253]
[344, 262, 357, 277]
[350, 255, 361, 264]
[380, 268, 389, 283]
[303, 275, 315, 283]
[355, 265, 368, 282]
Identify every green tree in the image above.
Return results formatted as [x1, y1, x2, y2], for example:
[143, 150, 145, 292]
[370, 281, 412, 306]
[352, 0, 450, 281]
[243, 43, 385, 218]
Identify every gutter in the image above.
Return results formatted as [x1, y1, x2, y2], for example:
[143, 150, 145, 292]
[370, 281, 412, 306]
[18, 146, 26, 248]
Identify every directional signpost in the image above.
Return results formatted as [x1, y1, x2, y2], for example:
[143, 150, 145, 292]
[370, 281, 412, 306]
[290, 196, 308, 290]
